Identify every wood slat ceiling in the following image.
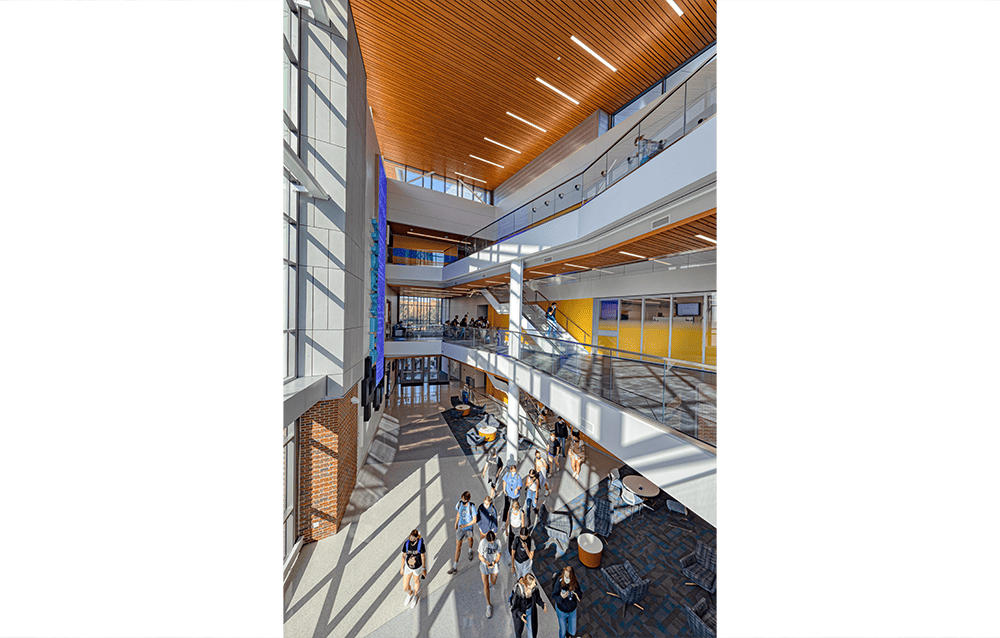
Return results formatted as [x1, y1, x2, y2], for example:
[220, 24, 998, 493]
[352, 0, 716, 189]
[439, 210, 716, 293]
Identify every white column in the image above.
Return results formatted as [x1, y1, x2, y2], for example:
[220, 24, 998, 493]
[505, 260, 524, 465]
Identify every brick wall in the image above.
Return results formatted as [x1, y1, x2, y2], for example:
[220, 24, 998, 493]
[297, 383, 359, 541]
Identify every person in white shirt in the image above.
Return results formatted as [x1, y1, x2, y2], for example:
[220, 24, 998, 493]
[478, 530, 502, 618]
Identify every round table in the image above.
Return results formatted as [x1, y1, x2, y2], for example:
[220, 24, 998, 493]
[478, 425, 497, 442]
[456, 404, 471, 417]
[577, 533, 604, 568]
[622, 475, 660, 499]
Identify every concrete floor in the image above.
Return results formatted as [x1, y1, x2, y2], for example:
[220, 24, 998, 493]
[283, 381, 619, 638]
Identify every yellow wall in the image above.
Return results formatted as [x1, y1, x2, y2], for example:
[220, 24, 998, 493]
[488, 305, 509, 328]
[557, 296, 710, 364]
[552, 297, 593, 345]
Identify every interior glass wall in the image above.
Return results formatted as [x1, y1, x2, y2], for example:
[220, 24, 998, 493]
[382, 158, 492, 205]
[595, 293, 715, 365]
[399, 296, 443, 325]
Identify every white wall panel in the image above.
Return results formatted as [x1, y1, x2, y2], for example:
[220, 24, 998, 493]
[387, 178, 496, 237]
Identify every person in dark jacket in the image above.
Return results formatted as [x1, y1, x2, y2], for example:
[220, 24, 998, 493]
[554, 416, 569, 461]
[510, 573, 547, 638]
[551, 566, 583, 638]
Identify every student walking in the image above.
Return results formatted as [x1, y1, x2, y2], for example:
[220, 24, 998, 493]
[399, 529, 427, 609]
[510, 573, 547, 638]
[568, 431, 587, 480]
[477, 493, 499, 541]
[478, 530, 502, 618]
[506, 499, 526, 557]
[511, 527, 535, 580]
[551, 566, 583, 638]
[501, 462, 523, 525]
[547, 430, 561, 473]
[524, 469, 540, 528]
[534, 449, 550, 498]
[554, 416, 569, 461]
[481, 449, 504, 492]
[448, 491, 477, 574]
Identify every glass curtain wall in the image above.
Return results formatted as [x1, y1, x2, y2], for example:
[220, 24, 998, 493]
[283, 0, 301, 567]
[382, 158, 492, 204]
[283, 0, 300, 382]
[399, 296, 444, 325]
[596, 293, 716, 365]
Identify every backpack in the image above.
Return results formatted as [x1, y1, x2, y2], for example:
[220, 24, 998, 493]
[404, 537, 424, 565]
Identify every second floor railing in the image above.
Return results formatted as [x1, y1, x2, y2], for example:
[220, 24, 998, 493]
[439, 54, 716, 262]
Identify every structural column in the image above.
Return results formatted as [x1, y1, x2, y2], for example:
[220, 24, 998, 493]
[505, 260, 524, 466]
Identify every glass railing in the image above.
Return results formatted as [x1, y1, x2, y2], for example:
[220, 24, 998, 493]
[388, 248, 459, 266]
[441, 54, 717, 262]
[388, 325, 716, 447]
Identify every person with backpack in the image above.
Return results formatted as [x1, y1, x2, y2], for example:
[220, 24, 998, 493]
[478, 529, 502, 618]
[500, 462, 523, 526]
[510, 573, 547, 638]
[447, 491, 477, 574]
[481, 449, 503, 492]
[511, 526, 535, 580]
[399, 529, 427, 609]
[551, 566, 583, 638]
[477, 492, 499, 542]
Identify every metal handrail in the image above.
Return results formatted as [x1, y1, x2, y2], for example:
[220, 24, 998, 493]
[441, 52, 718, 257]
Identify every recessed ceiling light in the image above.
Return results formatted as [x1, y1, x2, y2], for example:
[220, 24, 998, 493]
[664, 0, 684, 17]
[470, 154, 504, 168]
[484, 137, 521, 154]
[407, 230, 471, 245]
[564, 263, 587, 269]
[619, 251, 645, 259]
[695, 234, 717, 244]
[536, 77, 579, 105]
[530, 271, 552, 276]
[506, 112, 547, 133]
[570, 36, 617, 72]
[455, 172, 486, 183]
[652, 259, 673, 266]
[486, 280, 504, 284]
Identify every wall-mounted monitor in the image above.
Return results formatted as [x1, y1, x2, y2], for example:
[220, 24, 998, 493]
[675, 302, 701, 317]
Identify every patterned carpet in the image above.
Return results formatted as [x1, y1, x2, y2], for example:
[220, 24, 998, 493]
[530, 465, 717, 638]
[440, 407, 533, 458]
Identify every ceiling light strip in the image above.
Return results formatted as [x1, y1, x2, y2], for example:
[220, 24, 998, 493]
[506, 111, 547, 133]
[695, 234, 717, 244]
[570, 36, 617, 72]
[484, 137, 521, 154]
[455, 172, 486, 183]
[470, 154, 505, 168]
[665, 0, 684, 17]
[535, 77, 580, 105]
[619, 251, 646, 259]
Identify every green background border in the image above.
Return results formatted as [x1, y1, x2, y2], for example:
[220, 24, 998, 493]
[718, 2, 1000, 636]
[0, 2, 282, 636]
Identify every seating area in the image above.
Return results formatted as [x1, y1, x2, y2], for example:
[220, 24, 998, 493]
[530, 466, 717, 637]
[680, 541, 717, 594]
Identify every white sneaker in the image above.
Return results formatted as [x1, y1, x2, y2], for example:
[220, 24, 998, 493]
[486, 603, 493, 618]
[409, 592, 418, 608]
[403, 593, 413, 608]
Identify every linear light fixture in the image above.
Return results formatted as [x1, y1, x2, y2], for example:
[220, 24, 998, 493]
[619, 251, 646, 259]
[564, 263, 587, 269]
[652, 259, 673, 266]
[530, 271, 553, 276]
[486, 280, 504, 284]
[470, 154, 505, 168]
[570, 36, 617, 72]
[407, 230, 471, 245]
[506, 111, 547, 133]
[484, 137, 521, 154]
[455, 172, 486, 183]
[536, 77, 580, 105]
[664, 0, 684, 17]
[695, 234, 717, 244]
